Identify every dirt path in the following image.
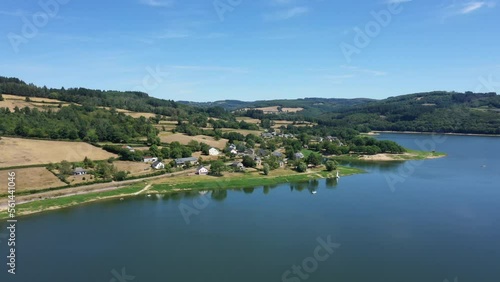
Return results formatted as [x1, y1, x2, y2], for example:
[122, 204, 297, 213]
[134, 184, 152, 196]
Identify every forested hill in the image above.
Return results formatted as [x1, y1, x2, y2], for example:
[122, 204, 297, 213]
[317, 91, 500, 134]
[178, 97, 374, 113]
[182, 91, 500, 134]
[1, 76, 499, 135]
[0, 76, 191, 117]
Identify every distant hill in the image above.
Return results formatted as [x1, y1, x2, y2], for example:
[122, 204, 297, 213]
[2, 75, 499, 134]
[179, 97, 374, 112]
[318, 91, 500, 134]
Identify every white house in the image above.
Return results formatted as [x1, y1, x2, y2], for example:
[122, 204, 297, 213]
[151, 161, 165, 170]
[196, 166, 209, 175]
[122, 145, 135, 152]
[209, 148, 220, 156]
[73, 167, 87, 176]
[143, 156, 158, 163]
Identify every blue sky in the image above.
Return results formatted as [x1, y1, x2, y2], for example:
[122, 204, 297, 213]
[1, 0, 499, 101]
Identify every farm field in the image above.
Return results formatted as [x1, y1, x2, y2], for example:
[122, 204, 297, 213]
[99, 107, 158, 118]
[272, 120, 316, 129]
[2, 94, 66, 103]
[159, 133, 229, 149]
[124, 112, 157, 118]
[0, 167, 66, 193]
[0, 94, 69, 111]
[159, 120, 178, 125]
[0, 137, 118, 168]
[235, 117, 261, 124]
[220, 128, 262, 136]
[113, 161, 155, 176]
[0, 94, 73, 111]
[254, 106, 304, 114]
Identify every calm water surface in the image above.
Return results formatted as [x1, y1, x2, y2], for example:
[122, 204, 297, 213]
[1, 134, 500, 282]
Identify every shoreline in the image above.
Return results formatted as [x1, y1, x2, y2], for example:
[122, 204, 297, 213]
[0, 166, 363, 219]
[368, 131, 500, 137]
[333, 149, 446, 162]
[0, 148, 447, 218]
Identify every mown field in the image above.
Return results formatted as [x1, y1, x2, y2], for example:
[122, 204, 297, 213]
[0, 167, 66, 193]
[254, 106, 304, 114]
[0, 94, 73, 111]
[114, 161, 154, 176]
[159, 133, 229, 149]
[0, 137, 118, 168]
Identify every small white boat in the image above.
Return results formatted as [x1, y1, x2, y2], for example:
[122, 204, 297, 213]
[335, 171, 340, 179]
[311, 191, 317, 195]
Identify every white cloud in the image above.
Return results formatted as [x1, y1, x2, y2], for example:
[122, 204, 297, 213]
[443, 1, 496, 18]
[264, 6, 309, 21]
[385, 0, 412, 4]
[139, 0, 173, 7]
[461, 1, 486, 13]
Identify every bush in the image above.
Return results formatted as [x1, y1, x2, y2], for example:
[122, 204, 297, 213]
[325, 160, 337, 172]
[296, 162, 307, 173]
[263, 164, 270, 175]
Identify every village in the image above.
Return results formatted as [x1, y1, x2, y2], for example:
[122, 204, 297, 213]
[65, 129, 344, 183]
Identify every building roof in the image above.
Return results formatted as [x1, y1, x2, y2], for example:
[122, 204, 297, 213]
[175, 157, 198, 164]
[295, 152, 305, 158]
[197, 166, 208, 171]
[152, 161, 163, 167]
[73, 167, 86, 173]
[272, 151, 283, 157]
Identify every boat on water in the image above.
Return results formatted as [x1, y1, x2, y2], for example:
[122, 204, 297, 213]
[335, 171, 340, 179]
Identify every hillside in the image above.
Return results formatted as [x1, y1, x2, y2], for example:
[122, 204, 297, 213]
[2, 76, 499, 135]
[191, 91, 500, 135]
[318, 91, 500, 134]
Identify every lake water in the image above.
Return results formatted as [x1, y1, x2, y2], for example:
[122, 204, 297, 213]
[1, 134, 500, 282]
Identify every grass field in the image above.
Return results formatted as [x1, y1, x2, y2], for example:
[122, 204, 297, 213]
[0, 167, 66, 193]
[0, 183, 146, 219]
[0, 137, 118, 168]
[151, 166, 363, 193]
[159, 133, 229, 149]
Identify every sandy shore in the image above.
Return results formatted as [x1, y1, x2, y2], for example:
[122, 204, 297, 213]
[371, 131, 500, 137]
[359, 152, 445, 162]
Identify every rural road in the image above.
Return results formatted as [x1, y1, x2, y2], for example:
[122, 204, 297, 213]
[0, 168, 197, 210]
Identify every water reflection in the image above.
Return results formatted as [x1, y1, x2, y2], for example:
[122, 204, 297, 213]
[243, 187, 255, 194]
[138, 178, 343, 205]
[338, 159, 405, 173]
[211, 189, 227, 201]
[325, 177, 339, 189]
